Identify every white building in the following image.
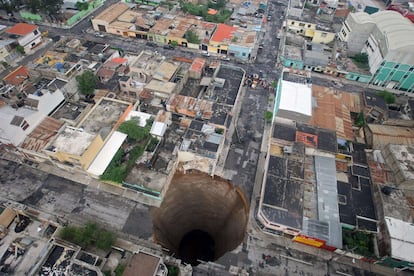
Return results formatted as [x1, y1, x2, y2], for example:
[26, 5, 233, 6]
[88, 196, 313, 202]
[0, 90, 65, 146]
[5, 23, 42, 53]
[275, 79, 312, 123]
[339, 11, 414, 70]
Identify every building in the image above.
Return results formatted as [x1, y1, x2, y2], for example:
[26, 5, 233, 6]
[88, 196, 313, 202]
[91, 2, 130, 33]
[274, 78, 312, 123]
[0, 39, 17, 64]
[228, 29, 257, 61]
[5, 23, 42, 53]
[339, 11, 414, 92]
[384, 217, 414, 264]
[364, 124, 414, 149]
[0, 89, 64, 147]
[45, 98, 132, 173]
[286, 0, 336, 45]
[382, 144, 414, 192]
[209, 23, 238, 55]
[123, 251, 167, 276]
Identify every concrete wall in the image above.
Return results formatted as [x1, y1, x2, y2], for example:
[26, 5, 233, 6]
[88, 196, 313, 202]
[342, 16, 374, 55]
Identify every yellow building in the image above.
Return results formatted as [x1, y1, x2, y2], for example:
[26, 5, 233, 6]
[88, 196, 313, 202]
[45, 98, 132, 172]
[286, 19, 335, 44]
[209, 23, 238, 54]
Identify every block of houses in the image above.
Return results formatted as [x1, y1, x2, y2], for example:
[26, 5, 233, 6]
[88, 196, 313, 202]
[5, 23, 42, 53]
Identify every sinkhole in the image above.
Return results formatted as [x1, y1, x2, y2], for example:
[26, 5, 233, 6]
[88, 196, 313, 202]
[152, 171, 249, 266]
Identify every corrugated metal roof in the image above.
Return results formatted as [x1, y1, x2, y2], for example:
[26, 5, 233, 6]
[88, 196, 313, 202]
[314, 156, 342, 248]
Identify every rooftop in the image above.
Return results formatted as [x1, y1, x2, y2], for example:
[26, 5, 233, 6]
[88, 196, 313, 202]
[5, 23, 37, 36]
[93, 1, 130, 23]
[277, 80, 312, 118]
[50, 98, 131, 156]
[385, 144, 414, 183]
[211, 23, 238, 43]
[313, 156, 342, 248]
[351, 11, 414, 51]
[3, 66, 30, 86]
[309, 85, 359, 140]
[337, 163, 377, 231]
[261, 153, 305, 230]
[385, 217, 414, 263]
[367, 124, 414, 149]
[123, 252, 162, 276]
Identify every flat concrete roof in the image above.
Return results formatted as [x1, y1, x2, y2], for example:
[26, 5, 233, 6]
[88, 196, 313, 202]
[123, 252, 160, 276]
[262, 153, 305, 230]
[51, 98, 131, 156]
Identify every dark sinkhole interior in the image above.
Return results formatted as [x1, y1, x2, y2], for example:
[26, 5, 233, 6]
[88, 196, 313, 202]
[152, 171, 249, 266]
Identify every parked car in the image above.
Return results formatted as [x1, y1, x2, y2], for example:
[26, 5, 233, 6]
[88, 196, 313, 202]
[201, 51, 210, 57]
[95, 32, 105, 38]
[163, 44, 175, 50]
[146, 41, 157, 47]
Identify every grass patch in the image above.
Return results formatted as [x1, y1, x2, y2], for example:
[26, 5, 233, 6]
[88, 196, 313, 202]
[59, 222, 116, 250]
[351, 53, 369, 71]
[100, 119, 154, 183]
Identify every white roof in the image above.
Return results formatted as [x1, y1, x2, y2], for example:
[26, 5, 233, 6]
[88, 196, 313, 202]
[150, 121, 167, 137]
[278, 80, 312, 117]
[0, 90, 64, 146]
[125, 111, 152, 127]
[87, 131, 127, 176]
[352, 11, 414, 51]
[385, 216, 414, 263]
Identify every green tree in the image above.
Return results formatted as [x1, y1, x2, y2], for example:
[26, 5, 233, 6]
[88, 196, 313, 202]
[40, 0, 64, 15]
[118, 119, 148, 141]
[376, 90, 396, 104]
[15, 45, 25, 55]
[114, 264, 126, 276]
[170, 40, 178, 47]
[59, 222, 116, 250]
[185, 30, 200, 44]
[75, 1, 89, 10]
[355, 111, 366, 127]
[96, 230, 116, 250]
[76, 71, 98, 95]
[265, 111, 273, 123]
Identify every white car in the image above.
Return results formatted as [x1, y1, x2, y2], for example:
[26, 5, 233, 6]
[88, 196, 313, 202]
[201, 51, 210, 57]
[95, 32, 105, 38]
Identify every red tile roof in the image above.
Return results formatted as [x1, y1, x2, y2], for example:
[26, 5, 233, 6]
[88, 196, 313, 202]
[6, 23, 38, 36]
[211, 23, 237, 43]
[3, 66, 29, 86]
[190, 58, 206, 73]
[112, 57, 128, 64]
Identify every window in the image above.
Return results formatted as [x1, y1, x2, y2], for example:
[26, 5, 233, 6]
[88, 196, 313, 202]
[409, 67, 413, 72]
[291, 21, 295, 25]
[394, 64, 399, 69]
[321, 32, 327, 38]
[341, 29, 347, 37]
[307, 24, 311, 28]
[21, 120, 29, 130]
[299, 23, 305, 27]
[344, 22, 351, 32]
[33, 29, 39, 35]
